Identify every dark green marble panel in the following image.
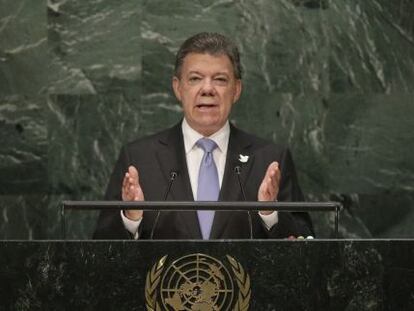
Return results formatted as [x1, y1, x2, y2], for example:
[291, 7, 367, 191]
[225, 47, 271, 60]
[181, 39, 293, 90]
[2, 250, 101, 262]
[324, 93, 414, 194]
[48, 0, 141, 94]
[0, 195, 50, 240]
[327, 0, 414, 92]
[141, 0, 329, 97]
[309, 192, 414, 239]
[0, 0, 48, 96]
[233, 93, 331, 193]
[47, 94, 141, 196]
[0, 0, 413, 239]
[0, 240, 413, 310]
[0, 95, 47, 194]
[358, 192, 414, 238]
[0, 95, 49, 240]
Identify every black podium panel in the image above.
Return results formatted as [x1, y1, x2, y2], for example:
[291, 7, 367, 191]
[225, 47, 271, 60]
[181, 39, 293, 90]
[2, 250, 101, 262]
[1, 240, 413, 310]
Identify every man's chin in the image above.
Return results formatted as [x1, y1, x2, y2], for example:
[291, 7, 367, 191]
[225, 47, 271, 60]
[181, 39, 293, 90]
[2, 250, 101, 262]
[191, 120, 224, 136]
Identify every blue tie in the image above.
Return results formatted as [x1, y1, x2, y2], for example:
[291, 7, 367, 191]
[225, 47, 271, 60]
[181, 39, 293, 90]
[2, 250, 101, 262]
[196, 138, 219, 239]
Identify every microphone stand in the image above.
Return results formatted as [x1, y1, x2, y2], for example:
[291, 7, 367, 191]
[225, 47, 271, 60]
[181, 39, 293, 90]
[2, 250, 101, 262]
[149, 171, 178, 239]
[235, 166, 253, 239]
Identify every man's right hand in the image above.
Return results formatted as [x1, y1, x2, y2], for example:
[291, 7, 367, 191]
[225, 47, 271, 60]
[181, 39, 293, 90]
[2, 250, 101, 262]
[122, 165, 144, 221]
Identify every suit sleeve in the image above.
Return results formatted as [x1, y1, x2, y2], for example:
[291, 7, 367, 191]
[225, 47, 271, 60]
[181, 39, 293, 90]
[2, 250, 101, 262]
[93, 146, 133, 239]
[267, 148, 314, 238]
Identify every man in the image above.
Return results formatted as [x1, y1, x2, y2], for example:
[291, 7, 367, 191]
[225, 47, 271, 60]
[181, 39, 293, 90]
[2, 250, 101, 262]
[94, 32, 313, 239]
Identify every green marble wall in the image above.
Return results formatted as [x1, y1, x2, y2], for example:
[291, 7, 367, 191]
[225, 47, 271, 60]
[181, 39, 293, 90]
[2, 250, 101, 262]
[0, 0, 413, 239]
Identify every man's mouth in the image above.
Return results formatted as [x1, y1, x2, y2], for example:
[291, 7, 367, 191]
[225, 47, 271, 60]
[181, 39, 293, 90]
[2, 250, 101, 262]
[196, 103, 217, 109]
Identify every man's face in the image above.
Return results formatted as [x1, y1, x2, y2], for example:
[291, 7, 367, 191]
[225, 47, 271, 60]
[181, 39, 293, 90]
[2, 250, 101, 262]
[172, 53, 242, 136]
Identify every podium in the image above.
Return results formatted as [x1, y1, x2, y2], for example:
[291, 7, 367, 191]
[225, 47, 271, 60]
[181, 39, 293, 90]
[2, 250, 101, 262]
[1, 202, 413, 310]
[1, 240, 413, 310]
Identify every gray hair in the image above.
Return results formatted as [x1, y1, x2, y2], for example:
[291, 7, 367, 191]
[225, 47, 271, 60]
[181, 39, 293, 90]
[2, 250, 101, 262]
[174, 32, 242, 79]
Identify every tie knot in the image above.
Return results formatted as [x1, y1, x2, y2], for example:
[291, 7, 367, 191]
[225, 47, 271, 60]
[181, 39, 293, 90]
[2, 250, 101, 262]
[196, 138, 218, 153]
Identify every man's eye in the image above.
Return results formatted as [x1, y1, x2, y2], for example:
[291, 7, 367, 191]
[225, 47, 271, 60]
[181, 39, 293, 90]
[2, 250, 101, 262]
[215, 77, 228, 82]
[189, 76, 201, 82]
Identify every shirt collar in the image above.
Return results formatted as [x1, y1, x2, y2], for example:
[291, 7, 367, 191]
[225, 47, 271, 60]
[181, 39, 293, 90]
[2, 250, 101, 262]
[182, 118, 230, 154]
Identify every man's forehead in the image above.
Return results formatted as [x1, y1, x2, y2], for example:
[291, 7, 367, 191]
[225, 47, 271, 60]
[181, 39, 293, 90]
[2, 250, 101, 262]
[181, 52, 234, 74]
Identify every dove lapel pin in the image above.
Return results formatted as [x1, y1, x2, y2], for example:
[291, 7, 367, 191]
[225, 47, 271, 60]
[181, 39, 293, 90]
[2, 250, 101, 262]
[238, 154, 249, 163]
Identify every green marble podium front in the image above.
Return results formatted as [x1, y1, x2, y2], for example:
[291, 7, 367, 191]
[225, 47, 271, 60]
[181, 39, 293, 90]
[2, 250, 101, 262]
[1, 240, 413, 310]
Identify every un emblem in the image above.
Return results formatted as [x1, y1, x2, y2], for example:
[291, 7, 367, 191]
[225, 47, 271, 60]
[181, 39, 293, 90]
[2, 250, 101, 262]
[145, 253, 251, 311]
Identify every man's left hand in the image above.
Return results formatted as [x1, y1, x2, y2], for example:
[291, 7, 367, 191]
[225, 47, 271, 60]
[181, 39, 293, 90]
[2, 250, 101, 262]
[258, 161, 280, 215]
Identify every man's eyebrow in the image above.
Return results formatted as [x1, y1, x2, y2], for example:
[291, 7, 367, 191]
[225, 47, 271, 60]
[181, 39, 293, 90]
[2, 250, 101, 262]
[214, 72, 230, 76]
[187, 70, 230, 76]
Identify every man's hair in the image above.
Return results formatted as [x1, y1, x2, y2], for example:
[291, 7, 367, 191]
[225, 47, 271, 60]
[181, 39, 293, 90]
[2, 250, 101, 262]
[174, 32, 242, 79]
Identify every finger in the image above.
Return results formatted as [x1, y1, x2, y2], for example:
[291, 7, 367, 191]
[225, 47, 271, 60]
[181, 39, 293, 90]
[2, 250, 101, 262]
[266, 177, 276, 199]
[122, 173, 132, 201]
[270, 168, 280, 191]
[123, 170, 133, 188]
[128, 182, 144, 201]
[265, 163, 277, 188]
[270, 161, 280, 184]
[121, 166, 144, 201]
[265, 162, 280, 200]
[122, 173, 128, 189]
[258, 178, 271, 201]
[268, 162, 279, 176]
[122, 187, 132, 201]
[265, 162, 278, 180]
[127, 181, 145, 201]
[126, 184, 134, 199]
[135, 184, 145, 201]
[128, 166, 139, 185]
[267, 174, 280, 200]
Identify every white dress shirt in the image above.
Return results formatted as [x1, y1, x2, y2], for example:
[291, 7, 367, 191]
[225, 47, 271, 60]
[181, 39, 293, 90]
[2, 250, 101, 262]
[121, 118, 278, 238]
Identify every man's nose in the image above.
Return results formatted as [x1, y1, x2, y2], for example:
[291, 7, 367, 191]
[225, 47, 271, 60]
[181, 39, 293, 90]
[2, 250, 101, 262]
[200, 78, 215, 96]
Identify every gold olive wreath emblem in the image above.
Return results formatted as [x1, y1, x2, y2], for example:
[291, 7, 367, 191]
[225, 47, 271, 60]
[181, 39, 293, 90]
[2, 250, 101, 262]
[145, 253, 251, 311]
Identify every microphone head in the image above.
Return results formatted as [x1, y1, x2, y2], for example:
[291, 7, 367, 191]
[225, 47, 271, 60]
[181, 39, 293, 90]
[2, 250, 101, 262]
[170, 170, 178, 179]
[234, 166, 241, 174]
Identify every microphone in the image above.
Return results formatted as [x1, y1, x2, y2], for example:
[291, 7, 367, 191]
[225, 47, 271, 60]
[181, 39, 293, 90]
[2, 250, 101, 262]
[150, 170, 178, 239]
[234, 166, 253, 239]
[163, 171, 178, 201]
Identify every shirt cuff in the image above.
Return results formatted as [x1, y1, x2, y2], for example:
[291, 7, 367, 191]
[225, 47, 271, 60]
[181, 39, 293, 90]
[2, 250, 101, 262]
[120, 210, 142, 240]
[258, 211, 279, 230]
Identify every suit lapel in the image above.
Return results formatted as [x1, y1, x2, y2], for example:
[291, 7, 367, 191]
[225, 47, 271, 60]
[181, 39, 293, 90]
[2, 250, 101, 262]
[210, 124, 255, 239]
[155, 122, 201, 238]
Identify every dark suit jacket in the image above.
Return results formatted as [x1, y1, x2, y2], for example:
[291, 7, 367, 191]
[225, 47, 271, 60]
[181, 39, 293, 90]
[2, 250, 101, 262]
[93, 121, 313, 239]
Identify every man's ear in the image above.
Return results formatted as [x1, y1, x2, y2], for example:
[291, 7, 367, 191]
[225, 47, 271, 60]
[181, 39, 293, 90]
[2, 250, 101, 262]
[172, 76, 182, 101]
[233, 79, 242, 103]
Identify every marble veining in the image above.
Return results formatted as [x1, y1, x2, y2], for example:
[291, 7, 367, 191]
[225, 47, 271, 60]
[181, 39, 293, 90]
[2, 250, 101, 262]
[0, 0, 413, 239]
